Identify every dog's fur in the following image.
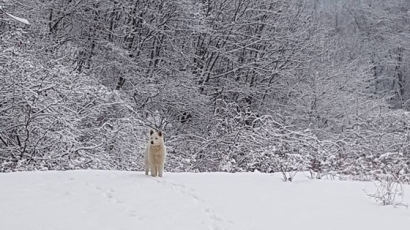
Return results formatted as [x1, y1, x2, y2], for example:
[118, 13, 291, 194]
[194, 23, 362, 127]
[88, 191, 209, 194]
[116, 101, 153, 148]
[145, 129, 166, 177]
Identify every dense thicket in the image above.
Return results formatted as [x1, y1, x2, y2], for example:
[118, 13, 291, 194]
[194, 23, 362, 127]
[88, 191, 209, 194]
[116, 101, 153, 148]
[1, 0, 409, 180]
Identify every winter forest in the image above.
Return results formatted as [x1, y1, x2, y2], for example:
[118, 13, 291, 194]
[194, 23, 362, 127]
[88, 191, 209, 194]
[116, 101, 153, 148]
[1, 0, 410, 182]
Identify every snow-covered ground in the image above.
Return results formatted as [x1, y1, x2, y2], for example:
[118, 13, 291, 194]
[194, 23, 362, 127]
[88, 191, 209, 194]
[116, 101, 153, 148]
[1, 171, 410, 230]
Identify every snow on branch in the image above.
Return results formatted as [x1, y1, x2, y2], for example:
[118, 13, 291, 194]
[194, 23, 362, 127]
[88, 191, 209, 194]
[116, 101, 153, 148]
[5, 12, 30, 25]
[0, 6, 30, 25]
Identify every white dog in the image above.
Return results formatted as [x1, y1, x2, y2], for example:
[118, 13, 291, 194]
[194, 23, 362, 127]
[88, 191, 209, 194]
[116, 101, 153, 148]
[145, 129, 166, 177]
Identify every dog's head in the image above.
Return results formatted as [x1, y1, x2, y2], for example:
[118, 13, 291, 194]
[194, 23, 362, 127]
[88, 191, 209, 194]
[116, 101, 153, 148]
[149, 129, 164, 146]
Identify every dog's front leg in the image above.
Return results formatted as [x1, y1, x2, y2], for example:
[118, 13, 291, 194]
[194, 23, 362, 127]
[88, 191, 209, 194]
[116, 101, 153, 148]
[151, 164, 157, 177]
[144, 148, 149, 175]
[144, 158, 149, 175]
[158, 163, 164, 177]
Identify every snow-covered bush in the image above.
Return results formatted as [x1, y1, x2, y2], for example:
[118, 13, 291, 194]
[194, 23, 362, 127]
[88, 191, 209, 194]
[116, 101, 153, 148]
[367, 174, 407, 207]
[0, 30, 144, 171]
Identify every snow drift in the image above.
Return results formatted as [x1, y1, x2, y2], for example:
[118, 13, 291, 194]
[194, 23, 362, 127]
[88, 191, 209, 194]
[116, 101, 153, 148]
[0, 171, 409, 230]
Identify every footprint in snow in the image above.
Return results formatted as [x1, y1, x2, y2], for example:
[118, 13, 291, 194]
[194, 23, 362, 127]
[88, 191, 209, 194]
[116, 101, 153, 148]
[154, 178, 227, 230]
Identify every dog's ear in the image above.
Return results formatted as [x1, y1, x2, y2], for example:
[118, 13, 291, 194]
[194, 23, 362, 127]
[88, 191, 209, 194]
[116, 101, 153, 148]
[150, 129, 154, 136]
[158, 131, 162, 137]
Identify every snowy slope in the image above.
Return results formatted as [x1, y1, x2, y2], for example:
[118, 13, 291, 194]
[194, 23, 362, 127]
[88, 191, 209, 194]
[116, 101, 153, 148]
[1, 171, 410, 230]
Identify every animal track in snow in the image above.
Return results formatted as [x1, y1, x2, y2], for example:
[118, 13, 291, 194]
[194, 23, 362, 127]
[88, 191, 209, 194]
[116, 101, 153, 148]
[86, 182, 137, 218]
[154, 178, 227, 230]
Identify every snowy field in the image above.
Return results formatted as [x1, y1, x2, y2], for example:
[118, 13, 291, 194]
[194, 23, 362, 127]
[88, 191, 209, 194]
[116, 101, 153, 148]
[1, 171, 410, 230]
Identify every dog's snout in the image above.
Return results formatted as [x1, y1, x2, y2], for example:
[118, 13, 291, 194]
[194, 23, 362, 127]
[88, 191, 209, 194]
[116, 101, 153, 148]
[151, 141, 154, 144]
